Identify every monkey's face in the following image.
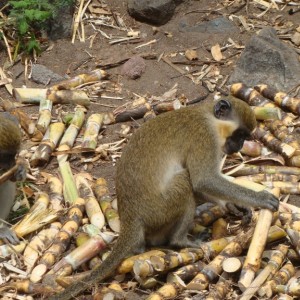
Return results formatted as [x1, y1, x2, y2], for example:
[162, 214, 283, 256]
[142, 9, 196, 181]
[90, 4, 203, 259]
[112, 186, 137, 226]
[0, 152, 17, 172]
[223, 128, 251, 155]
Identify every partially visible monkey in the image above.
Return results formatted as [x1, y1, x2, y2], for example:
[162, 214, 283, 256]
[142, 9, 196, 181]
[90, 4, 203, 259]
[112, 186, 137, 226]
[51, 96, 279, 300]
[0, 113, 26, 244]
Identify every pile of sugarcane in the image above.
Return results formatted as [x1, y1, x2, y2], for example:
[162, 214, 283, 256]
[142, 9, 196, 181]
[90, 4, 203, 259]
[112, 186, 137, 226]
[1, 70, 300, 299]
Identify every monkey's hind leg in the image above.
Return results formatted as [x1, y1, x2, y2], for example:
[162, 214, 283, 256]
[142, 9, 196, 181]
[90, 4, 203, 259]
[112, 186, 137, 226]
[163, 171, 198, 249]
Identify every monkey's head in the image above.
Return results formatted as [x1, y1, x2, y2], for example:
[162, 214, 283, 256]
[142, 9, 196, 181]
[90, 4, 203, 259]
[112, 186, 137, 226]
[0, 113, 21, 170]
[214, 97, 256, 155]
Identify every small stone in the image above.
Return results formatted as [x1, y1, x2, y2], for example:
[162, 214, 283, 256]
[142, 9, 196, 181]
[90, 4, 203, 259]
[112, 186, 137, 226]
[121, 56, 146, 80]
[31, 64, 64, 85]
[291, 32, 300, 46]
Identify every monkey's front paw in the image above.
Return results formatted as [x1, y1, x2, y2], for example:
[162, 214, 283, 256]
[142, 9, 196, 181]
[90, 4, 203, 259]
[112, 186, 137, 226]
[0, 226, 20, 244]
[259, 191, 279, 212]
[12, 161, 27, 182]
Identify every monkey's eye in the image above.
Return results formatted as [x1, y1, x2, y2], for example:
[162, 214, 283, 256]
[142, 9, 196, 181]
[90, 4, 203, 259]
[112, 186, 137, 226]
[214, 100, 231, 119]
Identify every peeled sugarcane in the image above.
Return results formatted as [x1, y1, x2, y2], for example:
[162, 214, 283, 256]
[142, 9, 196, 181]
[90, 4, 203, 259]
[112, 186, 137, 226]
[93, 178, 120, 232]
[36, 99, 52, 134]
[255, 84, 300, 115]
[227, 164, 300, 177]
[51, 231, 115, 278]
[30, 198, 85, 283]
[75, 174, 105, 229]
[0, 242, 26, 258]
[51, 69, 108, 91]
[238, 187, 280, 291]
[59, 161, 78, 204]
[275, 277, 300, 297]
[186, 228, 254, 291]
[31, 122, 65, 167]
[13, 193, 58, 237]
[48, 175, 64, 211]
[240, 244, 289, 300]
[262, 181, 300, 194]
[82, 113, 103, 151]
[13, 88, 91, 107]
[258, 261, 295, 297]
[23, 222, 62, 274]
[57, 107, 85, 164]
[240, 140, 262, 157]
[237, 173, 298, 184]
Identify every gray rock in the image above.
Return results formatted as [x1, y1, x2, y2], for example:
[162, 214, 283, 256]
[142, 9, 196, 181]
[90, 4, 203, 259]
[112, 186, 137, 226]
[128, 0, 180, 25]
[121, 56, 146, 80]
[179, 17, 239, 34]
[31, 64, 64, 85]
[229, 27, 300, 92]
[47, 2, 75, 40]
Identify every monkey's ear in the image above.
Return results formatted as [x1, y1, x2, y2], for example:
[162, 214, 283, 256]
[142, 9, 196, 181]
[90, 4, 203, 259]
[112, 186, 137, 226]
[214, 99, 231, 119]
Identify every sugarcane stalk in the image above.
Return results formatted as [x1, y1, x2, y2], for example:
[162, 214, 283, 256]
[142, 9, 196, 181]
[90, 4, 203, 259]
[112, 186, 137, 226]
[238, 188, 280, 291]
[186, 228, 254, 291]
[30, 122, 65, 167]
[255, 84, 300, 115]
[93, 178, 120, 232]
[59, 161, 78, 203]
[240, 244, 289, 300]
[24, 222, 62, 273]
[51, 69, 108, 91]
[252, 106, 282, 120]
[82, 113, 103, 150]
[262, 181, 300, 194]
[30, 197, 85, 282]
[48, 175, 64, 211]
[237, 173, 298, 184]
[57, 108, 85, 164]
[253, 125, 296, 158]
[227, 164, 300, 176]
[240, 140, 262, 157]
[36, 99, 52, 134]
[258, 261, 295, 297]
[75, 174, 105, 229]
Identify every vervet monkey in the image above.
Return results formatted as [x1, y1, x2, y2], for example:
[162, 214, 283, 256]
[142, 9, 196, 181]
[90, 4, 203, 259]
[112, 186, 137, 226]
[51, 96, 279, 300]
[0, 113, 26, 244]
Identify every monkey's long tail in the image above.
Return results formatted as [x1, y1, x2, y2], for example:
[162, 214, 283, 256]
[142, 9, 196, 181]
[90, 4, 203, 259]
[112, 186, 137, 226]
[49, 225, 143, 300]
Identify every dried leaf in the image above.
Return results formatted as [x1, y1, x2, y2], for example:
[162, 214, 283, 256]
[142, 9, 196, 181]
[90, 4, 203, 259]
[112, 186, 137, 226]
[185, 49, 198, 61]
[211, 44, 223, 61]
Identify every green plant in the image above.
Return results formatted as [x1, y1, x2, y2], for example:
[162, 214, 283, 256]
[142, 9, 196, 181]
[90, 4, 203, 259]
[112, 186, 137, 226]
[5, 0, 74, 54]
